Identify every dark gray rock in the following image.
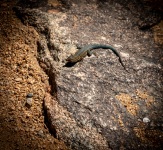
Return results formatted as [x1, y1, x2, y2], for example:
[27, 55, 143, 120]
[14, 0, 163, 149]
[27, 93, 33, 98]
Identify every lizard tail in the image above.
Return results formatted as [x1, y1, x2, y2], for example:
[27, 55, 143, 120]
[91, 44, 128, 71]
[107, 46, 128, 71]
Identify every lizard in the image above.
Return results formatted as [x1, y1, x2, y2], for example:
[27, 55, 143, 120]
[66, 44, 128, 71]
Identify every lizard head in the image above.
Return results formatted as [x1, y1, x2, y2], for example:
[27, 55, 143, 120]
[66, 55, 73, 62]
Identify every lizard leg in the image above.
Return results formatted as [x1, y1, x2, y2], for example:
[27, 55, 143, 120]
[76, 45, 82, 49]
[93, 52, 98, 58]
[88, 50, 98, 58]
[87, 50, 93, 57]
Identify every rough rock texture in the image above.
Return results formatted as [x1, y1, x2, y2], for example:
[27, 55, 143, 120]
[0, 1, 68, 150]
[13, 0, 163, 150]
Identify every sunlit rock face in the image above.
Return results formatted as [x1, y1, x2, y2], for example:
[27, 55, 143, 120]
[14, 0, 163, 149]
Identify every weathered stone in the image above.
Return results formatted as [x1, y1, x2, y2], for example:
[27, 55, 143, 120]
[143, 117, 150, 123]
[37, 130, 45, 138]
[26, 97, 33, 108]
[27, 93, 33, 98]
[14, 0, 163, 149]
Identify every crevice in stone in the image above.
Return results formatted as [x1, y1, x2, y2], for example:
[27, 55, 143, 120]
[37, 39, 59, 139]
[14, 6, 61, 139]
[13, 1, 61, 142]
[36, 39, 59, 97]
[13, 1, 163, 149]
[42, 100, 57, 138]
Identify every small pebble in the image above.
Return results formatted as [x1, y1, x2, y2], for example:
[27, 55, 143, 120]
[143, 117, 150, 123]
[27, 93, 33, 98]
[15, 78, 22, 82]
[38, 130, 44, 138]
[26, 98, 33, 108]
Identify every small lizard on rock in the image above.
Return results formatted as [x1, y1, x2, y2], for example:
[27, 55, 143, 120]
[66, 44, 128, 71]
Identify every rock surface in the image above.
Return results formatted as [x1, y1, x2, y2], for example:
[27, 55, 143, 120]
[0, 0, 68, 149]
[12, 0, 163, 149]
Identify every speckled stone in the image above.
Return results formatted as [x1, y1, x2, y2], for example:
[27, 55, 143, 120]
[26, 97, 33, 108]
[26, 93, 33, 98]
[15, 1, 163, 149]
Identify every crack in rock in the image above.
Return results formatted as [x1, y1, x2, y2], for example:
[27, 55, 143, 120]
[14, 0, 163, 149]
